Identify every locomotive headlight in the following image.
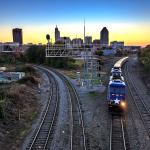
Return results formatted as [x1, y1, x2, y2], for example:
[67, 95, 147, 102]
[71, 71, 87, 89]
[120, 101, 126, 107]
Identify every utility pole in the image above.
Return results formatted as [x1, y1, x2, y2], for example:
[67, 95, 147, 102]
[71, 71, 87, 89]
[83, 19, 86, 84]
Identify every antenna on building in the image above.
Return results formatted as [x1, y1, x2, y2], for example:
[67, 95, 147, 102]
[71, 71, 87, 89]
[84, 19, 85, 43]
[83, 18, 87, 83]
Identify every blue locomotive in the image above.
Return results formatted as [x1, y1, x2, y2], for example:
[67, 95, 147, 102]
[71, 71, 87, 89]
[108, 79, 126, 111]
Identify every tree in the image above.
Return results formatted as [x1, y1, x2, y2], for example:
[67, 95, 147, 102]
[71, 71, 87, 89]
[25, 45, 46, 63]
[139, 45, 150, 72]
[95, 50, 103, 56]
[25, 45, 76, 69]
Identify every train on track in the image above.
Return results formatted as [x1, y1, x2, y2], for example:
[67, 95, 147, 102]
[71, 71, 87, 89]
[108, 57, 128, 112]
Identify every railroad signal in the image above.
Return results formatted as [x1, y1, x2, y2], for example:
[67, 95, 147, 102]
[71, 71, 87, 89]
[46, 34, 50, 43]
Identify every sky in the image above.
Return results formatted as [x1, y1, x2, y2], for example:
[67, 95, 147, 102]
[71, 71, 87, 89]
[0, 0, 150, 46]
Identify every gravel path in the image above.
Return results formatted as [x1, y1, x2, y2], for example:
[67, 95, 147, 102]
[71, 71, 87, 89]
[78, 91, 110, 150]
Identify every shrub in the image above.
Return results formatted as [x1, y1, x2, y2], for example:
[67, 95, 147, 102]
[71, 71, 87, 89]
[139, 45, 150, 72]
[17, 76, 38, 85]
[15, 65, 36, 74]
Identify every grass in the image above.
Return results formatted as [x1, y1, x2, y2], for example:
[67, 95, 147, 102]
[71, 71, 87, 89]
[57, 59, 84, 79]
[74, 59, 84, 69]
[30, 110, 38, 120]
[20, 128, 28, 137]
[88, 91, 97, 97]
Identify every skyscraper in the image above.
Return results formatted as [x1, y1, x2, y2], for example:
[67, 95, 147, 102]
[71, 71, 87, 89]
[55, 25, 60, 43]
[12, 28, 23, 45]
[100, 27, 109, 46]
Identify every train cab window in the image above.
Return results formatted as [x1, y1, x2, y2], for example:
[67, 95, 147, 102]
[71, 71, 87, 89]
[113, 67, 120, 70]
[112, 76, 121, 80]
[110, 86, 125, 95]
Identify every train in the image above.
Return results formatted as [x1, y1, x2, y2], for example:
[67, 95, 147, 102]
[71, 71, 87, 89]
[110, 69, 124, 81]
[108, 57, 128, 112]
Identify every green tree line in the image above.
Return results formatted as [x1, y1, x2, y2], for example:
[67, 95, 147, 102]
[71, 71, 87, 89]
[138, 45, 150, 72]
[25, 45, 76, 68]
[0, 45, 76, 69]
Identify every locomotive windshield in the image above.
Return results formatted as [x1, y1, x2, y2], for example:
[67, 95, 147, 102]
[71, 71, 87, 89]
[112, 72, 122, 76]
[110, 86, 125, 95]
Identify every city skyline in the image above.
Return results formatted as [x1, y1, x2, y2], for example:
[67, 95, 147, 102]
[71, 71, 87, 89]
[0, 0, 150, 46]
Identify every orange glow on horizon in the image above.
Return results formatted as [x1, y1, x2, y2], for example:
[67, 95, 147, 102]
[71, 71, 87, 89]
[0, 23, 150, 47]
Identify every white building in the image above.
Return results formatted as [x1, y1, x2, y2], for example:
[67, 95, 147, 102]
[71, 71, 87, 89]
[124, 46, 141, 52]
[0, 72, 25, 83]
[102, 48, 116, 56]
[0, 42, 20, 53]
[110, 41, 124, 49]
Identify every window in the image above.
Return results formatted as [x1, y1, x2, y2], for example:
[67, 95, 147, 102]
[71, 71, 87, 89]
[110, 86, 125, 95]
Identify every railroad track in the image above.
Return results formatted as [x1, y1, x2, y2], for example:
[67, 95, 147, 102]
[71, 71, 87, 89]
[27, 67, 59, 150]
[110, 115, 127, 150]
[50, 68, 87, 150]
[124, 64, 150, 138]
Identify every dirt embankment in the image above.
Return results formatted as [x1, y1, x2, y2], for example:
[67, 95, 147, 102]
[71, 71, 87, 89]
[140, 69, 150, 90]
[0, 67, 41, 150]
[133, 57, 150, 90]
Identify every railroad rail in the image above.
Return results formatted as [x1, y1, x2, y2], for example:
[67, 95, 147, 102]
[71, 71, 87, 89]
[109, 115, 127, 150]
[50, 68, 87, 150]
[27, 67, 59, 150]
[124, 64, 150, 138]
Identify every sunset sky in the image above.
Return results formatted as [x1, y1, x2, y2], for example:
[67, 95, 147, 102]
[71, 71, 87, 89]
[0, 0, 150, 46]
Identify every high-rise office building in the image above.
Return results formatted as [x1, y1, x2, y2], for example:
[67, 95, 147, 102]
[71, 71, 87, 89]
[100, 27, 109, 46]
[85, 36, 92, 45]
[55, 25, 60, 43]
[12, 28, 23, 45]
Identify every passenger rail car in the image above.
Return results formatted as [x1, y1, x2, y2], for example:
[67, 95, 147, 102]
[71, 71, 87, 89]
[110, 69, 124, 81]
[114, 57, 128, 69]
[110, 57, 128, 82]
[111, 56, 128, 73]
